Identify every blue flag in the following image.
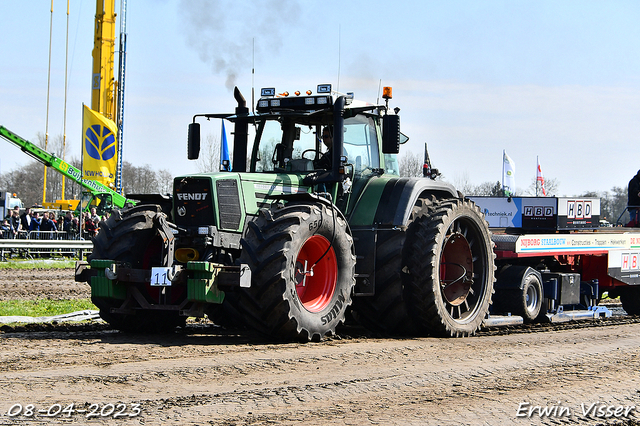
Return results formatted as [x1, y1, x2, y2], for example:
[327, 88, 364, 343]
[221, 121, 231, 171]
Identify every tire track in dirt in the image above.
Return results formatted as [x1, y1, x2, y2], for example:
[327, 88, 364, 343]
[0, 324, 639, 425]
[1, 268, 639, 425]
[0, 268, 89, 301]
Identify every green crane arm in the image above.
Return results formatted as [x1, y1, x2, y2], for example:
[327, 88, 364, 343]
[0, 125, 134, 209]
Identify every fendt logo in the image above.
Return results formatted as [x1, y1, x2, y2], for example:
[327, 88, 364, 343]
[176, 193, 208, 201]
[85, 124, 116, 161]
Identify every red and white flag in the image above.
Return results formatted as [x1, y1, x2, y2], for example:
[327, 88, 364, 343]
[536, 157, 546, 196]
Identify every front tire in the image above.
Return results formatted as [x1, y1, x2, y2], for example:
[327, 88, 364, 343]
[236, 202, 356, 341]
[90, 205, 186, 332]
[403, 199, 495, 337]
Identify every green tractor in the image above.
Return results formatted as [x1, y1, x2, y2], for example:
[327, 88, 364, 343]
[77, 84, 495, 340]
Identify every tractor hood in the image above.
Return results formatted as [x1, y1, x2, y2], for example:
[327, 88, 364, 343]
[173, 172, 313, 233]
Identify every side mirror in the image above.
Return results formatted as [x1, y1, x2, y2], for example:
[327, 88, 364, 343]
[382, 114, 400, 154]
[187, 122, 201, 160]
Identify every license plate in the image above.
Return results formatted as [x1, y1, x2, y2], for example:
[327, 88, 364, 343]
[150, 267, 172, 286]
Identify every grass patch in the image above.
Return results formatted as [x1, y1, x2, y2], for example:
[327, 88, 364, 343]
[0, 260, 75, 269]
[0, 299, 96, 317]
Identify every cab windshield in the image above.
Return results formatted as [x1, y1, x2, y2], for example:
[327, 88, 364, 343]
[250, 114, 381, 174]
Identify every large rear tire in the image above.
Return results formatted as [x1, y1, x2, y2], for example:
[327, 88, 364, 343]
[349, 197, 438, 335]
[236, 202, 356, 341]
[90, 205, 186, 332]
[403, 198, 495, 337]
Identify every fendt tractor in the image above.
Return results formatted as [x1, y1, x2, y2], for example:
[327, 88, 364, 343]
[75, 84, 640, 341]
[76, 84, 495, 340]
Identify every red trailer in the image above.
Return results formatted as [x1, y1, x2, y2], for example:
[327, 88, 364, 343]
[469, 196, 640, 327]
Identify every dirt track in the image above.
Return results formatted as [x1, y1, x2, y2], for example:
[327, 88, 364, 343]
[0, 268, 639, 425]
[0, 268, 90, 301]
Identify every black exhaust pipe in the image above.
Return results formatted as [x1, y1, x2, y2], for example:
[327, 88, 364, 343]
[233, 87, 249, 172]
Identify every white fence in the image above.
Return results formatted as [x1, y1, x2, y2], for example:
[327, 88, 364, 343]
[0, 230, 93, 261]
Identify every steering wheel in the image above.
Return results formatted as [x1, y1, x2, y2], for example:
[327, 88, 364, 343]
[301, 149, 317, 160]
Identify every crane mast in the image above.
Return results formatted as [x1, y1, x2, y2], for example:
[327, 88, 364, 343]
[115, 0, 127, 194]
[91, 0, 117, 121]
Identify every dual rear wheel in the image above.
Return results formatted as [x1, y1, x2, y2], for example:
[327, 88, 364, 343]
[402, 199, 496, 337]
[351, 197, 496, 337]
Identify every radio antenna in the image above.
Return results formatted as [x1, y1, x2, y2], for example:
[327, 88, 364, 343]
[251, 38, 255, 114]
[336, 25, 341, 93]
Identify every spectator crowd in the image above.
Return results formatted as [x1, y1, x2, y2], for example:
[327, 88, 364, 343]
[1, 206, 108, 239]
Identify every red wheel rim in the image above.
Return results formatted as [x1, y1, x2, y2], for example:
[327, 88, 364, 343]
[295, 235, 337, 312]
[440, 233, 473, 306]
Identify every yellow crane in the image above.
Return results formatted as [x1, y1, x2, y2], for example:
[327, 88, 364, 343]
[92, 0, 117, 120]
[41, 0, 121, 211]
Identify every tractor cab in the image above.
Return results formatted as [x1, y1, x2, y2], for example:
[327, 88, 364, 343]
[249, 84, 401, 177]
[247, 84, 405, 211]
[251, 105, 382, 175]
[186, 84, 405, 213]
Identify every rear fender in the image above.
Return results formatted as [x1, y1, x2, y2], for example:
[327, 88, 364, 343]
[349, 177, 458, 228]
[348, 177, 458, 296]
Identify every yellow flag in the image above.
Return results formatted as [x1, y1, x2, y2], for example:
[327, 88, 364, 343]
[82, 105, 118, 187]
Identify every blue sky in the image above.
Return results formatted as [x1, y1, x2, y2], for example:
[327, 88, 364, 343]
[1, 0, 639, 197]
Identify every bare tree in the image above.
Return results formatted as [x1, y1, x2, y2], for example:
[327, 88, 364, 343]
[0, 153, 173, 208]
[523, 177, 559, 197]
[254, 137, 278, 172]
[34, 132, 83, 203]
[467, 181, 504, 196]
[608, 186, 630, 225]
[451, 172, 475, 196]
[196, 133, 221, 173]
[582, 187, 628, 225]
[36, 132, 71, 159]
[0, 161, 46, 207]
[120, 162, 174, 195]
[0, 132, 83, 207]
[398, 150, 422, 177]
[156, 169, 174, 195]
[122, 163, 156, 194]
